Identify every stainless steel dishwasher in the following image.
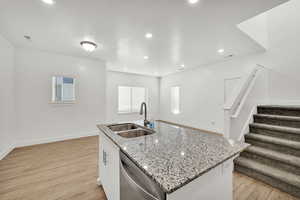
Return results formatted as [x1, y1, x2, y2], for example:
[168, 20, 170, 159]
[120, 151, 166, 200]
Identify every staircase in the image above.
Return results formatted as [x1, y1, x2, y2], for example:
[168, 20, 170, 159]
[235, 105, 300, 198]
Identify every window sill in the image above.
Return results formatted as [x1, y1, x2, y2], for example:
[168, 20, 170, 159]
[117, 112, 140, 115]
[171, 112, 181, 115]
[49, 101, 76, 104]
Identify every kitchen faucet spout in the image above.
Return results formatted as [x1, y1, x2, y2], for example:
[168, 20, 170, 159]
[140, 102, 150, 127]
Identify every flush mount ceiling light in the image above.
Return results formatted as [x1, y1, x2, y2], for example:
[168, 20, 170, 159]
[218, 49, 225, 54]
[144, 56, 149, 60]
[41, 0, 55, 5]
[80, 41, 97, 52]
[188, 0, 199, 5]
[177, 64, 185, 72]
[145, 33, 153, 39]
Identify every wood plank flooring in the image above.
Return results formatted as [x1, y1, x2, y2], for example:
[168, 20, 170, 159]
[0, 136, 298, 200]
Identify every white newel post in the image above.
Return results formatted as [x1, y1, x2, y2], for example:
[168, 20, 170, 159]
[224, 108, 232, 138]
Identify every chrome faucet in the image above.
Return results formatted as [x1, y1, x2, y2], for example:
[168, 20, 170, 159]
[140, 102, 150, 127]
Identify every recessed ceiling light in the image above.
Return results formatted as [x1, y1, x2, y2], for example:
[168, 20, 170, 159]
[80, 41, 97, 52]
[145, 33, 153, 39]
[188, 0, 199, 4]
[180, 64, 185, 68]
[218, 49, 225, 54]
[144, 56, 149, 60]
[41, 0, 55, 5]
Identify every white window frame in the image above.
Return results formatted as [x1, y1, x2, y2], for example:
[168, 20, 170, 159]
[117, 86, 148, 114]
[51, 76, 76, 104]
[171, 86, 181, 115]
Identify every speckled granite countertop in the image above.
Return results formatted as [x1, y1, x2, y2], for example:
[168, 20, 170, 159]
[97, 121, 249, 194]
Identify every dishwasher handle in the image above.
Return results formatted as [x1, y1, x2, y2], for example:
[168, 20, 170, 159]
[120, 161, 159, 200]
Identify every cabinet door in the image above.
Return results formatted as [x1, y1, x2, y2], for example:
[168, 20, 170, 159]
[99, 132, 120, 200]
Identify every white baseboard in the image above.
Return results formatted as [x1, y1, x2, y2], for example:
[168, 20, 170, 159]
[0, 131, 99, 160]
[97, 177, 102, 186]
[0, 144, 15, 160]
[15, 130, 99, 148]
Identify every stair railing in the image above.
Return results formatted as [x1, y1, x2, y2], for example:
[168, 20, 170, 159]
[223, 65, 269, 139]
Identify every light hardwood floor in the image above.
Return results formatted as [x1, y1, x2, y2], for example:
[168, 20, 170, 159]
[0, 136, 298, 200]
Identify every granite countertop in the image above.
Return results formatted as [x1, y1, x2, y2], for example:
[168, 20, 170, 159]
[97, 121, 249, 194]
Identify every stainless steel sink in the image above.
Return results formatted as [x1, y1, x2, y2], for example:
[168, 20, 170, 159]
[117, 129, 154, 138]
[108, 123, 155, 139]
[108, 123, 139, 132]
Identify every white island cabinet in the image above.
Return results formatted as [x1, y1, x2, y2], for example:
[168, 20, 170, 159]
[98, 131, 120, 200]
[98, 131, 236, 200]
[97, 121, 248, 200]
[167, 158, 234, 200]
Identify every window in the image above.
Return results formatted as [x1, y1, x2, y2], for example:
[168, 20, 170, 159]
[52, 76, 75, 103]
[118, 86, 147, 113]
[171, 86, 180, 114]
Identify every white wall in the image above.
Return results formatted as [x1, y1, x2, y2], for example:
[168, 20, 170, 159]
[0, 34, 16, 159]
[160, 0, 300, 134]
[237, 0, 300, 104]
[15, 48, 106, 146]
[258, 0, 300, 104]
[237, 12, 269, 49]
[160, 55, 258, 133]
[106, 71, 160, 123]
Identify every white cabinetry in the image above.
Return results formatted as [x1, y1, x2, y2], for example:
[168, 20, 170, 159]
[98, 130, 236, 200]
[167, 158, 235, 200]
[98, 132, 120, 200]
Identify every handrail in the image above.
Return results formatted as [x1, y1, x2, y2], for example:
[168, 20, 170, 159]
[223, 65, 262, 138]
[224, 66, 260, 111]
[232, 67, 261, 118]
[224, 63, 300, 139]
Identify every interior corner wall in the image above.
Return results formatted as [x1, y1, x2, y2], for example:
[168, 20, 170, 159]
[0, 34, 16, 159]
[106, 71, 160, 123]
[235, 0, 300, 104]
[14, 48, 107, 147]
[256, 0, 300, 104]
[159, 55, 259, 134]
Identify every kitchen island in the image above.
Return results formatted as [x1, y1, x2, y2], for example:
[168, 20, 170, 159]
[97, 121, 249, 200]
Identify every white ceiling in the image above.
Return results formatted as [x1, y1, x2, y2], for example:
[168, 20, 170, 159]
[0, 0, 288, 76]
